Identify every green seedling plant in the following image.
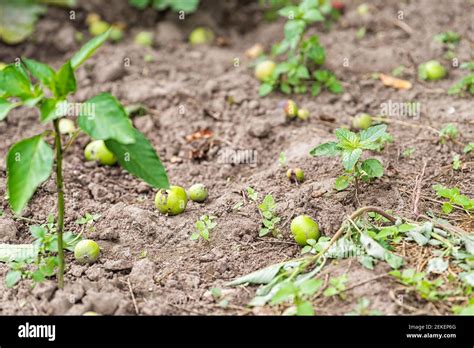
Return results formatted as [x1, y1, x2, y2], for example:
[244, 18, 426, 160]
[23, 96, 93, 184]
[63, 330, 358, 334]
[438, 124, 459, 144]
[129, 0, 199, 13]
[433, 185, 474, 215]
[258, 194, 281, 237]
[346, 298, 381, 316]
[6, 214, 82, 288]
[257, 0, 343, 96]
[191, 215, 216, 241]
[271, 277, 323, 315]
[434, 31, 461, 60]
[448, 61, 474, 96]
[310, 125, 389, 191]
[0, 31, 169, 288]
[323, 274, 348, 300]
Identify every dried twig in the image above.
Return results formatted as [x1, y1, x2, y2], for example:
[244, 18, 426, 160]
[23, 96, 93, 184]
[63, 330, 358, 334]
[412, 159, 428, 218]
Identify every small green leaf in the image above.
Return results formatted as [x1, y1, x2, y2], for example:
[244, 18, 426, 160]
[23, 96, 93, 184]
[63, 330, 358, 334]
[54, 61, 76, 98]
[310, 141, 338, 157]
[442, 202, 453, 214]
[296, 300, 314, 316]
[70, 29, 110, 70]
[22, 58, 56, 92]
[302, 9, 324, 22]
[7, 135, 54, 214]
[361, 159, 384, 178]
[105, 128, 169, 189]
[0, 65, 35, 100]
[342, 148, 362, 170]
[78, 93, 136, 144]
[299, 278, 323, 296]
[360, 125, 387, 143]
[271, 281, 296, 304]
[0, 98, 21, 121]
[259, 83, 273, 96]
[5, 270, 22, 288]
[334, 175, 350, 191]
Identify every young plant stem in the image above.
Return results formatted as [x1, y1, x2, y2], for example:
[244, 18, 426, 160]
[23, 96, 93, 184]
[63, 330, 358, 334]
[53, 120, 65, 289]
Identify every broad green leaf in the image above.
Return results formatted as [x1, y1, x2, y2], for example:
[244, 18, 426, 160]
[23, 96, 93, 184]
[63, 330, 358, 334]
[130, 0, 150, 9]
[361, 159, 384, 178]
[271, 281, 296, 304]
[426, 258, 449, 274]
[22, 58, 56, 92]
[0, 244, 39, 262]
[7, 135, 54, 214]
[227, 262, 286, 286]
[278, 6, 300, 18]
[0, 0, 46, 44]
[334, 175, 350, 191]
[360, 233, 386, 260]
[384, 252, 404, 269]
[360, 124, 387, 143]
[54, 61, 76, 98]
[105, 128, 169, 189]
[327, 79, 343, 94]
[6, 270, 22, 288]
[341, 148, 362, 170]
[0, 98, 21, 121]
[310, 141, 338, 157]
[70, 29, 110, 70]
[78, 93, 136, 144]
[0, 65, 35, 99]
[299, 278, 323, 296]
[284, 20, 305, 49]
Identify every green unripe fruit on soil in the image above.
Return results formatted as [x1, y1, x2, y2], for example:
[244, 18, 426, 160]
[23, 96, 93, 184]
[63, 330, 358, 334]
[109, 26, 124, 42]
[84, 140, 117, 166]
[418, 60, 446, 81]
[89, 20, 110, 37]
[283, 99, 298, 118]
[189, 27, 214, 45]
[287, 168, 305, 183]
[155, 185, 188, 215]
[74, 240, 100, 264]
[297, 108, 310, 120]
[352, 113, 373, 130]
[291, 215, 320, 246]
[255, 60, 276, 81]
[188, 184, 208, 203]
[58, 118, 76, 135]
[134, 31, 154, 47]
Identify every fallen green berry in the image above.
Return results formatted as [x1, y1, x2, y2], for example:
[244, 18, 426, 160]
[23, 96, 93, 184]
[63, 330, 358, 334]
[418, 60, 446, 81]
[84, 140, 117, 166]
[291, 215, 320, 246]
[58, 118, 76, 135]
[284, 100, 298, 118]
[188, 184, 208, 203]
[109, 26, 124, 42]
[189, 27, 215, 45]
[297, 108, 309, 120]
[89, 20, 110, 37]
[134, 31, 154, 47]
[155, 185, 188, 215]
[287, 168, 305, 183]
[74, 239, 100, 264]
[352, 113, 373, 130]
[255, 60, 276, 81]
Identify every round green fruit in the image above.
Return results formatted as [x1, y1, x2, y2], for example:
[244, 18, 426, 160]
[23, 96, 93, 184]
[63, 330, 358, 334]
[74, 240, 100, 264]
[419, 60, 446, 81]
[189, 27, 214, 45]
[287, 168, 304, 183]
[89, 20, 110, 37]
[291, 215, 320, 246]
[109, 26, 124, 42]
[284, 100, 298, 118]
[297, 108, 309, 120]
[84, 140, 117, 166]
[188, 184, 208, 203]
[155, 185, 188, 215]
[352, 113, 372, 130]
[58, 118, 76, 135]
[255, 60, 276, 81]
[134, 31, 154, 47]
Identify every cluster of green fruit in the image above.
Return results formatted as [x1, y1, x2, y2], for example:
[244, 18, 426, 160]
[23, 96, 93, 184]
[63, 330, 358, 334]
[283, 100, 310, 121]
[155, 184, 208, 215]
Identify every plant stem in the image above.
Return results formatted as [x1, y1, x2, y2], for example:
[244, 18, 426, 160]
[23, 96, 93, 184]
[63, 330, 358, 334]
[53, 120, 65, 289]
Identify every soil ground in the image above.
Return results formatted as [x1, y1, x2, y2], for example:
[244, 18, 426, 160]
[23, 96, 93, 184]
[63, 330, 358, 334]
[0, 0, 473, 315]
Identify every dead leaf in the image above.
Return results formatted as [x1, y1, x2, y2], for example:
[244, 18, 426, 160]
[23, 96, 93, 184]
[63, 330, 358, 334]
[380, 74, 412, 90]
[185, 129, 214, 143]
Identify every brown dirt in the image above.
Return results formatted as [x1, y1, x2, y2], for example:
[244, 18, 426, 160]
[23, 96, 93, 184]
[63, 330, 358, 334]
[0, 0, 473, 315]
